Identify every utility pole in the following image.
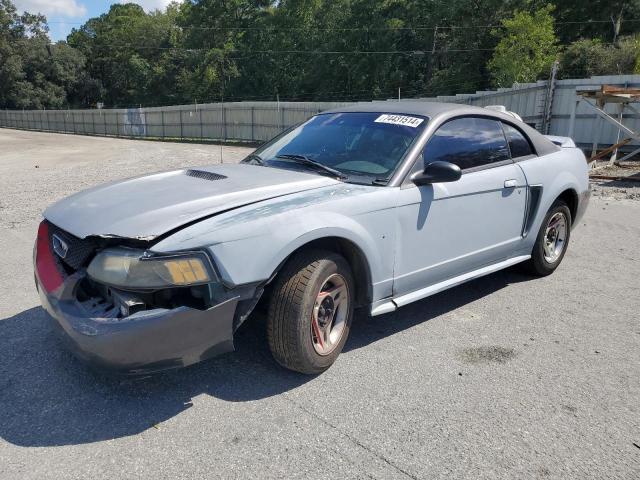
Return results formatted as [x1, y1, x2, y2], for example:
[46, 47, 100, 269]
[220, 58, 225, 164]
[220, 93, 224, 164]
[428, 25, 439, 79]
[542, 59, 559, 134]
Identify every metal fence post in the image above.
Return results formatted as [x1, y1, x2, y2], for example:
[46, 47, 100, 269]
[251, 106, 255, 141]
[179, 109, 183, 140]
[610, 103, 625, 164]
[116, 111, 120, 137]
[222, 104, 227, 141]
[161, 109, 165, 139]
[567, 98, 579, 138]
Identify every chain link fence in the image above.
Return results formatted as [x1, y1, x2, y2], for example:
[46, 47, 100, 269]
[0, 102, 352, 143]
[2, 74, 640, 147]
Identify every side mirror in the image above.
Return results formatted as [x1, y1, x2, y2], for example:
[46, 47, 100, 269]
[412, 161, 462, 186]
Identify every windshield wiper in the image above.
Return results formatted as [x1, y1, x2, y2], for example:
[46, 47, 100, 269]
[275, 154, 346, 180]
[244, 153, 265, 165]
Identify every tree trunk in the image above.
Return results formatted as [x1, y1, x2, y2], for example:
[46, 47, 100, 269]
[612, 6, 624, 43]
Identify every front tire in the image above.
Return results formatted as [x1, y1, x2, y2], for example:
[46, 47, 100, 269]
[267, 249, 354, 374]
[525, 199, 571, 276]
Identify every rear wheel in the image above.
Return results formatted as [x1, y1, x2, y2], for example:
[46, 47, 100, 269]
[267, 250, 354, 374]
[525, 200, 571, 276]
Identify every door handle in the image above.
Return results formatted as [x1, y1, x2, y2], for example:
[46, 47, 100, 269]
[504, 179, 518, 188]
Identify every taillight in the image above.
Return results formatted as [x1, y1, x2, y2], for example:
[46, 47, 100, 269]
[35, 221, 64, 293]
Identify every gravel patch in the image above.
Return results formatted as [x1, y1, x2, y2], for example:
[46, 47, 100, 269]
[0, 129, 253, 230]
[458, 346, 517, 364]
[589, 160, 640, 202]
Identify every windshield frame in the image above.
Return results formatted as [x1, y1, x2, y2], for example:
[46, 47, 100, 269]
[243, 112, 430, 186]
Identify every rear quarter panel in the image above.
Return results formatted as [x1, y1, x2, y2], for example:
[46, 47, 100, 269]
[516, 147, 589, 253]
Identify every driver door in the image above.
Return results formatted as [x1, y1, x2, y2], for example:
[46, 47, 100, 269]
[393, 116, 527, 298]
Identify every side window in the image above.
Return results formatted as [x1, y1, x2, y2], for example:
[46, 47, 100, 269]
[503, 123, 534, 158]
[423, 117, 510, 170]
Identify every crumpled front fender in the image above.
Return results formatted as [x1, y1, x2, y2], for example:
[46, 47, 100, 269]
[152, 184, 397, 303]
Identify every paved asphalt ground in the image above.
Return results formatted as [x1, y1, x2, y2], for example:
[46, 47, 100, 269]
[0, 129, 638, 479]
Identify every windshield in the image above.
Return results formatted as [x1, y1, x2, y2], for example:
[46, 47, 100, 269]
[244, 112, 428, 184]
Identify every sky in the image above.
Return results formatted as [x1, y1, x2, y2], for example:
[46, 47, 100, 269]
[13, 1, 176, 41]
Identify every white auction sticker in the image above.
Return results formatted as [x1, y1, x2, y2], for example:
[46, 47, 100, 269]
[374, 114, 424, 128]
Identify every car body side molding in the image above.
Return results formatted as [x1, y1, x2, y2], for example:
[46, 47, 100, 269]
[370, 255, 531, 316]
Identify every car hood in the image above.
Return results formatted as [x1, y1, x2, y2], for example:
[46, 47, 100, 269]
[44, 163, 340, 240]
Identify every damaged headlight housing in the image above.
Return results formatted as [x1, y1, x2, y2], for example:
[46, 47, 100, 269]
[87, 248, 216, 289]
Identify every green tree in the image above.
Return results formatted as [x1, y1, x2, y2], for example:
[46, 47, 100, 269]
[552, 1, 640, 44]
[6, 0, 639, 111]
[67, 3, 181, 107]
[175, 0, 274, 102]
[488, 5, 559, 87]
[0, 0, 87, 109]
[560, 36, 640, 78]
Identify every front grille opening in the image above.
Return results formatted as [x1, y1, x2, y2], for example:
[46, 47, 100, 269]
[47, 221, 97, 272]
[185, 169, 227, 181]
[77, 278, 214, 319]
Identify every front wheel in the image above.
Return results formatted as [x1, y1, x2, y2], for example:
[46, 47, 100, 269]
[267, 250, 354, 374]
[525, 199, 572, 276]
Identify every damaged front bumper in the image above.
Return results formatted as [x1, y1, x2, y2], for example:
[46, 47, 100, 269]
[37, 273, 239, 374]
[34, 222, 240, 375]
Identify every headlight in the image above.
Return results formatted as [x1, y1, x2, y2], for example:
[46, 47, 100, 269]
[87, 248, 215, 289]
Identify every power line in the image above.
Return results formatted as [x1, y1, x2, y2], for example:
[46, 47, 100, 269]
[2, 67, 616, 109]
[84, 71, 494, 108]
[51, 39, 621, 56]
[44, 18, 640, 31]
[74, 45, 496, 54]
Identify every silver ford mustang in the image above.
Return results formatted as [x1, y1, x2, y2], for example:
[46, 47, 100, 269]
[34, 102, 590, 375]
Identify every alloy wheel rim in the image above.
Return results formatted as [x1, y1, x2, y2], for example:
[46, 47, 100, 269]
[311, 273, 349, 356]
[543, 212, 567, 263]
